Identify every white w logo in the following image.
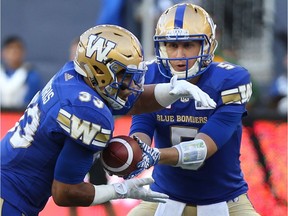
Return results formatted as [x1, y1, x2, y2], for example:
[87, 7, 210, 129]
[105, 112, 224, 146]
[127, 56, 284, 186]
[86, 35, 116, 62]
[70, 115, 101, 145]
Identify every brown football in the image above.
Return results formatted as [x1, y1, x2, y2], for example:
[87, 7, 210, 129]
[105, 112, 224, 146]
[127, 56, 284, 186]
[100, 135, 142, 177]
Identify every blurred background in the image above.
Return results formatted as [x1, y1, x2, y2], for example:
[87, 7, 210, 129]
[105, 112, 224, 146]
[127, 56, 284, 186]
[1, 0, 287, 215]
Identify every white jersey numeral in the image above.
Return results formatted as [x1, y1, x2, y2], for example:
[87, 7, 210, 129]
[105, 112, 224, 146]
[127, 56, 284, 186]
[10, 104, 40, 148]
[217, 62, 235, 70]
[79, 91, 104, 109]
[171, 126, 198, 145]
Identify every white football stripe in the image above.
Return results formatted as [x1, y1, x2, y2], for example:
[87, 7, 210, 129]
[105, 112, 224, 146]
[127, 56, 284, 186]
[102, 138, 134, 173]
[59, 108, 71, 118]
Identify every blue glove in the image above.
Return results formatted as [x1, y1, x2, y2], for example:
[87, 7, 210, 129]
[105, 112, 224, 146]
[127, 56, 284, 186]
[124, 136, 160, 179]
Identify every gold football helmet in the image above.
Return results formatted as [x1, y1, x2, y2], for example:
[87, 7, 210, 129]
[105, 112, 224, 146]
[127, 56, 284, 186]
[74, 25, 146, 110]
[154, 3, 218, 79]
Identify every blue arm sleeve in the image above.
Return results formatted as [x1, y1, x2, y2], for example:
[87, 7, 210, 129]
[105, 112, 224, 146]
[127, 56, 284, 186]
[54, 137, 94, 184]
[200, 110, 243, 149]
[96, 0, 124, 26]
[130, 113, 156, 139]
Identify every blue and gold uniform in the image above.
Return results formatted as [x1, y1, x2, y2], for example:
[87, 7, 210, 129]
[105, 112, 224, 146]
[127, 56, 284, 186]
[128, 3, 259, 216]
[1, 61, 120, 215]
[1, 24, 215, 216]
[130, 60, 252, 205]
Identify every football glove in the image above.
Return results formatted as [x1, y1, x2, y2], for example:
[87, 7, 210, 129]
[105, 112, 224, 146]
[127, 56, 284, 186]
[113, 177, 168, 203]
[169, 75, 216, 108]
[154, 75, 216, 108]
[91, 177, 168, 205]
[124, 136, 160, 179]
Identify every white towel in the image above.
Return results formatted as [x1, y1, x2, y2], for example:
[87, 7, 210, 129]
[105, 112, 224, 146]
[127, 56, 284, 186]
[155, 199, 186, 216]
[0, 65, 28, 108]
[197, 201, 229, 216]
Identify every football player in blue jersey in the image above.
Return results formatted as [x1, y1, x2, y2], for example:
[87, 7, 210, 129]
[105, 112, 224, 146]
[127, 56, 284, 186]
[127, 3, 260, 216]
[0, 24, 216, 216]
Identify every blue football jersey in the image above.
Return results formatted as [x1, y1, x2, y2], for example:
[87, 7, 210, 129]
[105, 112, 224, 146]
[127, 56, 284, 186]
[0, 61, 120, 215]
[130, 61, 252, 205]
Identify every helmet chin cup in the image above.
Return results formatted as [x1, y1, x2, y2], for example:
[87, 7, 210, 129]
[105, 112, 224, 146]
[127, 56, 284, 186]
[104, 95, 126, 110]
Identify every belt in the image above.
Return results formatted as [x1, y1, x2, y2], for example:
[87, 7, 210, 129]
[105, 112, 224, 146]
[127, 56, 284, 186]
[186, 195, 241, 207]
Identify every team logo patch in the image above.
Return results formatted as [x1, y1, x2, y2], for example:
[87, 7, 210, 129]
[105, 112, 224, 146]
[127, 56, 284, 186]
[180, 97, 190, 103]
[64, 73, 74, 81]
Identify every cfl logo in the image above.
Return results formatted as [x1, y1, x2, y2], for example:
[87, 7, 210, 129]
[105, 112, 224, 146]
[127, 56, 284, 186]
[180, 97, 190, 103]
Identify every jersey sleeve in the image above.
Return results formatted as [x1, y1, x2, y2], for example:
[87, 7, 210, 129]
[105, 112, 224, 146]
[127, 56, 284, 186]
[56, 93, 114, 152]
[216, 65, 252, 112]
[54, 136, 95, 184]
[201, 63, 252, 149]
[200, 108, 243, 149]
[130, 113, 156, 140]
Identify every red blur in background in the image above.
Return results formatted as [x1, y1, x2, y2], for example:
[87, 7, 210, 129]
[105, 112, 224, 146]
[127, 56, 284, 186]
[1, 112, 287, 216]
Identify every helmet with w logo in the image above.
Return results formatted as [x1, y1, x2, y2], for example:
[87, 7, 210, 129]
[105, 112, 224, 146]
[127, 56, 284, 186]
[154, 3, 218, 80]
[74, 25, 146, 110]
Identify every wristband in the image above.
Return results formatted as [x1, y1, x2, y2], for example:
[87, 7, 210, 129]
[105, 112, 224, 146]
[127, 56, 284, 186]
[173, 139, 207, 170]
[154, 83, 178, 107]
[90, 184, 117, 206]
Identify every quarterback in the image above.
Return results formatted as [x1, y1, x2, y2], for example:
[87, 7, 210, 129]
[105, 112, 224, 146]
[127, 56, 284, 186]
[127, 3, 260, 216]
[0, 25, 215, 216]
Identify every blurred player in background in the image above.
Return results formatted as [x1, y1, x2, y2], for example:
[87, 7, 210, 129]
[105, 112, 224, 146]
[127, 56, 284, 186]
[0, 24, 215, 216]
[269, 52, 287, 116]
[0, 36, 42, 110]
[127, 3, 260, 216]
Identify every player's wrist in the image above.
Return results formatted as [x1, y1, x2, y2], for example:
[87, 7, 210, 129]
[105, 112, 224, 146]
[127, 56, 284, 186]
[90, 184, 117, 206]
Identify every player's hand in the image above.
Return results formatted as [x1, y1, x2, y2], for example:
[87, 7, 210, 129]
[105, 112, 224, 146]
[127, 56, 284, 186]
[169, 75, 216, 108]
[124, 136, 160, 179]
[113, 177, 168, 203]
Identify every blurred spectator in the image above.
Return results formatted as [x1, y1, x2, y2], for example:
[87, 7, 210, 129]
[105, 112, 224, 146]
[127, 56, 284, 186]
[0, 36, 42, 110]
[69, 37, 79, 61]
[95, 0, 142, 39]
[269, 54, 287, 116]
[272, 0, 287, 77]
[95, 0, 124, 26]
[68, 38, 116, 216]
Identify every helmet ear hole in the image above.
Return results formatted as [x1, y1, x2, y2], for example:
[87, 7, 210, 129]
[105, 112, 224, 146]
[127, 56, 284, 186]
[93, 66, 103, 74]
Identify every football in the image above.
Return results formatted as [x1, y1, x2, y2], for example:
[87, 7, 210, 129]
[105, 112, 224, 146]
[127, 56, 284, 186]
[100, 135, 143, 177]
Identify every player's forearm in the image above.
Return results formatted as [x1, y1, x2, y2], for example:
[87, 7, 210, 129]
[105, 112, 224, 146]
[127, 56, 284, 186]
[195, 132, 217, 158]
[52, 178, 168, 206]
[129, 85, 163, 115]
[158, 148, 179, 165]
[52, 180, 99, 206]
